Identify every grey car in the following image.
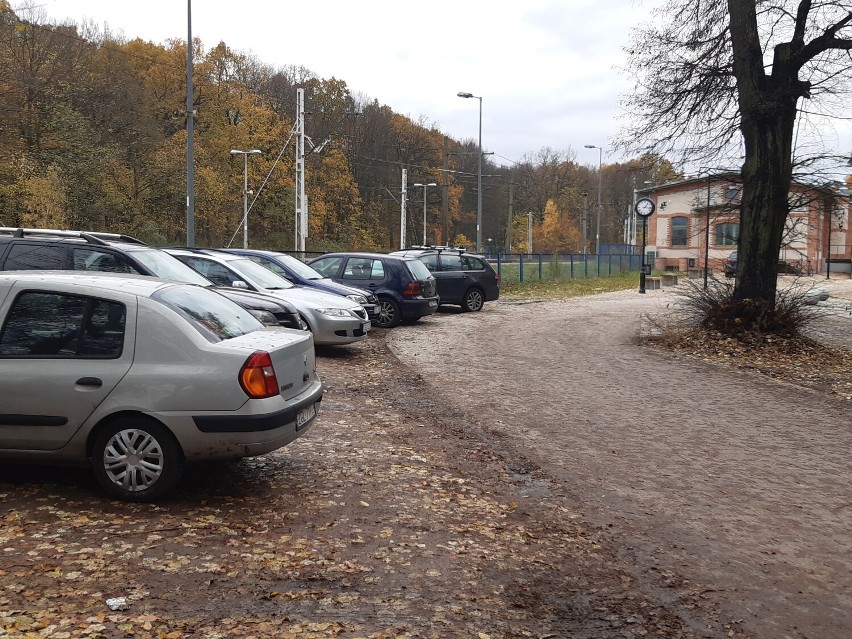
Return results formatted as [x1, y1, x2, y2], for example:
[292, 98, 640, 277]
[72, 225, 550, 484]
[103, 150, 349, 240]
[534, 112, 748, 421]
[0, 228, 307, 331]
[219, 248, 380, 321]
[0, 272, 323, 501]
[165, 248, 371, 346]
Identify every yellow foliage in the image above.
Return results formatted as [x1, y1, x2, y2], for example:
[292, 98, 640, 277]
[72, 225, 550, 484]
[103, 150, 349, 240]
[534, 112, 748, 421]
[20, 166, 68, 228]
[533, 199, 581, 253]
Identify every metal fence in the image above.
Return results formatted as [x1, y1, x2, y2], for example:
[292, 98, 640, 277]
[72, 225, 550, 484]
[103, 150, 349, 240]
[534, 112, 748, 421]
[293, 250, 645, 284]
[490, 253, 644, 284]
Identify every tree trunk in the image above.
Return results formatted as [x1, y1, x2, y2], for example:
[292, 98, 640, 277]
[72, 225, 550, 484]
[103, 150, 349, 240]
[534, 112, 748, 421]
[733, 103, 797, 306]
[727, 0, 807, 309]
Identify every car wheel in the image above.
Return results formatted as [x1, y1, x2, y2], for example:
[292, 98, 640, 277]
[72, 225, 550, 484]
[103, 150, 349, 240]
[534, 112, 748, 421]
[91, 417, 183, 502]
[462, 288, 485, 312]
[376, 298, 401, 328]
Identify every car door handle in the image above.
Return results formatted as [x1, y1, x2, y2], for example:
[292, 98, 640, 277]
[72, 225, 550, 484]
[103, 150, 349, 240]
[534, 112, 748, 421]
[76, 377, 103, 388]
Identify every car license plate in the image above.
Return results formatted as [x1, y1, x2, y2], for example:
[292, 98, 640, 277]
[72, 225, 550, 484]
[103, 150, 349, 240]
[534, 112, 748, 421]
[429, 300, 438, 308]
[296, 403, 316, 430]
[362, 321, 371, 332]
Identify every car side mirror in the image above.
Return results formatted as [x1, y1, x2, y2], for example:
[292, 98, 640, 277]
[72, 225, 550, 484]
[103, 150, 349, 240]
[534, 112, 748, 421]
[232, 280, 249, 289]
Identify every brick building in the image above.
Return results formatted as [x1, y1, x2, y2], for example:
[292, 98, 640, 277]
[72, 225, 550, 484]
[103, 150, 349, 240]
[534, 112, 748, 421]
[636, 174, 851, 276]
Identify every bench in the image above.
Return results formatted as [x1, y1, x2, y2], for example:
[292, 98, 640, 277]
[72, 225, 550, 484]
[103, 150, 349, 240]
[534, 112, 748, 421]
[644, 276, 661, 290]
[661, 274, 679, 286]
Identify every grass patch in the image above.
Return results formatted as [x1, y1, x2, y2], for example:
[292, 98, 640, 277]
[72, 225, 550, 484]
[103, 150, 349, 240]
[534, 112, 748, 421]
[501, 272, 640, 300]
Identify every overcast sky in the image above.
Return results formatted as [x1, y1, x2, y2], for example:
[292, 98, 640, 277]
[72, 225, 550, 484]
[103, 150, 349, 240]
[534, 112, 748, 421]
[29, 0, 667, 168]
[27, 1, 852, 176]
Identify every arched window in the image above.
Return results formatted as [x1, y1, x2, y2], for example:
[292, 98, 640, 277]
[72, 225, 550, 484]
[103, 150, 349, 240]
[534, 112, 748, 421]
[714, 223, 739, 246]
[671, 216, 688, 246]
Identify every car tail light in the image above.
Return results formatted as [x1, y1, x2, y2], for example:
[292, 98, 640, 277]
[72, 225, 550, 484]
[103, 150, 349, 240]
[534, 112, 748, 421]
[494, 271, 500, 282]
[239, 351, 279, 399]
[402, 281, 422, 296]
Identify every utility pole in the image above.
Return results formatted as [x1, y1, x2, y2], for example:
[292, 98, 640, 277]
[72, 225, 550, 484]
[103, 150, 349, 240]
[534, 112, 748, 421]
[505, 183, 514, 255]
[185, 0, 195, 247]
[400, 168, 408, 250]
[527, 212, 533, 254]
[295, 89, 307, 252]
[442, 140, 450, 245]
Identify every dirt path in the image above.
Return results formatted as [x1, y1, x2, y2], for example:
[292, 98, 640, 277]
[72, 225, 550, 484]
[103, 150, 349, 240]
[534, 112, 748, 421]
[387, 281, 852, 639]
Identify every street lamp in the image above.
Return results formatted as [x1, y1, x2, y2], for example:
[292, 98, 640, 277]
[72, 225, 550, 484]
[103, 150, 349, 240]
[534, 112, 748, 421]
[584, 144, 603, 255]
[457, 91, 483, 253]
[413, 182, 437, 246]
[230, 149, 262, 249]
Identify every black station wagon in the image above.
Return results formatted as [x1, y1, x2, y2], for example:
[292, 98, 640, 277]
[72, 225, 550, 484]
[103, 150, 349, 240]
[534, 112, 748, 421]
[390, 247, 500, 312]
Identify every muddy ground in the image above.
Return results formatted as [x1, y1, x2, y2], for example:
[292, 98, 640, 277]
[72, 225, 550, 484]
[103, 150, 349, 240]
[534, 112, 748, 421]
[0, 278, 850, 638]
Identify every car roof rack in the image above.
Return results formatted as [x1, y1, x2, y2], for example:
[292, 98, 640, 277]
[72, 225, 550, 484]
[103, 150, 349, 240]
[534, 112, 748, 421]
[408, 244, 468, 252]
[0, 227, 146, 246]
[164, 246, 224, 254]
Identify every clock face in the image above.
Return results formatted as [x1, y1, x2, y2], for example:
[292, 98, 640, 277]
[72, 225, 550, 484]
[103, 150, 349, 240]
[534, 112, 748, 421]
[635, 197, 656, 218]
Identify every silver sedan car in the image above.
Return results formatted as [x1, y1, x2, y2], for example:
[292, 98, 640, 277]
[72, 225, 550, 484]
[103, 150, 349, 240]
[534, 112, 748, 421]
[0, 272, 323, 501]
[165, 248, 371, 346]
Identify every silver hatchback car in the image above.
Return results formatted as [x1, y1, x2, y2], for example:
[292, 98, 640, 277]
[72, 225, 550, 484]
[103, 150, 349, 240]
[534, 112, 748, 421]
[0, 272, 323, 501]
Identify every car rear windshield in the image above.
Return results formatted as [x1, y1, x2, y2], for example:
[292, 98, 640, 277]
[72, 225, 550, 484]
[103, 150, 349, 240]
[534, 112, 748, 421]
[153, 285, 262, 343]
[405, 258, 433, 281]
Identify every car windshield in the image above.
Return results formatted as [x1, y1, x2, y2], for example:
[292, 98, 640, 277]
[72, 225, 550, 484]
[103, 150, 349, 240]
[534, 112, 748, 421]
[271, 253, 323, 280]
[406, 258, 433, 281]
[153, 285, 262, 343]
[228, 258, 295, 290]
[129, 248, 213, 286]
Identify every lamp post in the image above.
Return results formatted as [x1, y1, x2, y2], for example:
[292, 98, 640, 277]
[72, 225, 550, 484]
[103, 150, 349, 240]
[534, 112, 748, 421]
[584, 144, 603, 255]
[704, 176, 712, 290]
[457, 91, 483, 253]
[413, 182, 437, 246]
[230, 149, 262, 249]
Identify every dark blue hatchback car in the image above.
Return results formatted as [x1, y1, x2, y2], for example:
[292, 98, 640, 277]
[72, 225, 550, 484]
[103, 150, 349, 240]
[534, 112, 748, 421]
[220, 248, 379, 321]
[307, 252, 439, 328]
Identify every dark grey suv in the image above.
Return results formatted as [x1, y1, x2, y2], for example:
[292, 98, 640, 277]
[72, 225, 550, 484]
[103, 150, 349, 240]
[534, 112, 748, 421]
[0, 228, 306, 331]
[390, 247, 500, 312]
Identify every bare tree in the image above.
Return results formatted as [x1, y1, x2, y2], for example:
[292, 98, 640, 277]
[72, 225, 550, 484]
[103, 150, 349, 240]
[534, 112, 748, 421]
[621, 0, 852, 323]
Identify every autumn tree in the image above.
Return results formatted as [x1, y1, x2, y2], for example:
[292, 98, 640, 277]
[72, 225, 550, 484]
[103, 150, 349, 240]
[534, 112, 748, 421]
[623, 1, 852, 327]
[532, 199, 581, 254]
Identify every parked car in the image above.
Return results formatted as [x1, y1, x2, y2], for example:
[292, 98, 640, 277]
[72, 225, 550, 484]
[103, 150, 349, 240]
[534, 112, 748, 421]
[164, 248, 371, 346]
[724, 251, 803, 277]
[0, 271, 322, 501]
[307, 252, 439, 328]
[0, 228, 306, 331]
[219, 248, 379, 321]
[389, 247, 499, 312]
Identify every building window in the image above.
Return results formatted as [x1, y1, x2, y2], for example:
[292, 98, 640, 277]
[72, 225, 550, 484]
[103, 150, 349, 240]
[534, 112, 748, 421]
[714, 223, 739, 246]
[671, 216, 688, 246]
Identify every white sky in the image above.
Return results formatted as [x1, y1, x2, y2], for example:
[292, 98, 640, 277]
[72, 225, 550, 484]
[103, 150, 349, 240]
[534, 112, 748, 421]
[30, 0, 663, 168]
[26, 1, 852, 175]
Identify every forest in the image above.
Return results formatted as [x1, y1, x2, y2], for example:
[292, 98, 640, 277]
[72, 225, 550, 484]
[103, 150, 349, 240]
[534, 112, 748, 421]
[0, 3, 679, 254]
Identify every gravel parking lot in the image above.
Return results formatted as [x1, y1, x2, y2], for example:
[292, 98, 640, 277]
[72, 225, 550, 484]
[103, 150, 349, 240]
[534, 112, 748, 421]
[0, 276, 849, 638]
